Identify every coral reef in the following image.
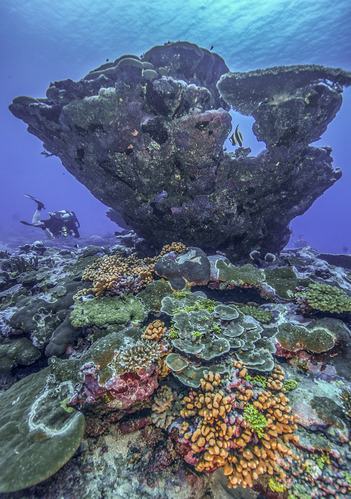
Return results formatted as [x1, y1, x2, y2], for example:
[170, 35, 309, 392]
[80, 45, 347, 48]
[0, 244, 111, 360]
[243, 404, 268, 437]
[0, 337, 41, 373]
[161, 292, 276, 386]
[106, 272, 143, 296]
[0, 368, 85, 493]
[79, 253, 154, 297]
[340, 389, 351, 420]
[8, 280, 83, 351]
[2, 237, 351, 496]
[266, 364, 285, 391]
[110, 339, 164, 374]
[9, 43, 351, 259]
[154, 246, 211, 289]
[69, 293, 146, 329]
[276, 317, 349, 355]
[239, 304, 274, 323]
[208, 255, 305, 300]
[212, 260, 266, 288]
[50, 325, 164, 413]
[137, 279, 174, 313]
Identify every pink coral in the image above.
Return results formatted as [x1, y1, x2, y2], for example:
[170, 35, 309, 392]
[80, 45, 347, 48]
[71, 363, 159, 411]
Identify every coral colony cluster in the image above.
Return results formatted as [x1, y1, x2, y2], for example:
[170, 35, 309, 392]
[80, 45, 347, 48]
[2, 240, 351, 498]
[76, 242, 186, 298]
[179, 365, 298, 489]
[2, 42, 351, 497]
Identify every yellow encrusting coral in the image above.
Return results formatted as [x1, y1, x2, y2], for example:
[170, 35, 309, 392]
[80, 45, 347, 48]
[76, 242, 186, 298]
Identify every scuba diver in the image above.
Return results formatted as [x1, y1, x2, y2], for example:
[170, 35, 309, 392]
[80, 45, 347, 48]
[20, 194, 80, 238]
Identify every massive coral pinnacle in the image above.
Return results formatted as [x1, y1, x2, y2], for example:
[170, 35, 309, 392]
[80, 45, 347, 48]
[9, 42, 351, 260]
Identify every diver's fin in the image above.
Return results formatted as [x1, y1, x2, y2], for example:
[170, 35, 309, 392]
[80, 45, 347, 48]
[24, 193, 45, 210]
[20, 220, 35, 226]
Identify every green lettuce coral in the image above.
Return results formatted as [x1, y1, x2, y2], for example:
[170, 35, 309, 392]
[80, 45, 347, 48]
[162, 292, 276, 386]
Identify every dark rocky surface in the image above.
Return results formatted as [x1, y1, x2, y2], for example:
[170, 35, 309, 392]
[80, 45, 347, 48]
[9, 42, 351, 261]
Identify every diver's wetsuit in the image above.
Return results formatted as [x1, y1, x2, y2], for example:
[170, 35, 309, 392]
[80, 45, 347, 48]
[20, 195, 80, 239]
[40, 211, 80, 238]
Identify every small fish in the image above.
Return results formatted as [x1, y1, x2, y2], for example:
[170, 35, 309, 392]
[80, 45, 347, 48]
[154, 190, 168, 202]
[41, 150, 54, 158]
[229, 125, 244, 147]
[210, 45, 214, 50]
[74, 243, 79, 249]
[125, 144, 134, 155]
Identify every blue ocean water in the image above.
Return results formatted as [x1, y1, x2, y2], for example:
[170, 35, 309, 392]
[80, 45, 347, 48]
[1, 0, 350, 251]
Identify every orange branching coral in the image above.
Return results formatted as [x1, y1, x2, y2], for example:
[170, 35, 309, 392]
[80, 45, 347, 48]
[180, 372, 233, 472]
[76, 242, 187, 298]
[142, 320, 167, 341]
[267, 364, 285, 391]
[180, 366, 299, 490]
[151, 386, 176, 429]
[80, 253, 155, 297]
[227, 361, 299, 488]
[159, 242, 187, 256]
